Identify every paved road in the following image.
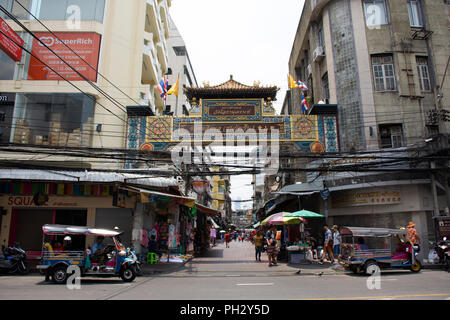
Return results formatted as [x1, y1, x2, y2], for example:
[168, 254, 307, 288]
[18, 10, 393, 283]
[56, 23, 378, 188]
[0, 240, 449, 300]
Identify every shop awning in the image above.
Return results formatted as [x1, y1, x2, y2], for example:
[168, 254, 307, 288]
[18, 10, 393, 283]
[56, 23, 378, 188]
[127, 186, 220, 215]
[196, 203, 221, 216]
[207, 217, 220, 228]
[126, 186, 196, 208]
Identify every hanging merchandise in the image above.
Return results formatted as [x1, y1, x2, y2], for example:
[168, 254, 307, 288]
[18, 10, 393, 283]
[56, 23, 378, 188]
[149, 226, 158, 240]
[186, 205, 197, 218]
[140, 228, 149, 247]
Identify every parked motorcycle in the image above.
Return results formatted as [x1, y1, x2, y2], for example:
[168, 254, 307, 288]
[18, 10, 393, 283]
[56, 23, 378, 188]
[0, 243, 30, 274]
[428, 237, 450, 271]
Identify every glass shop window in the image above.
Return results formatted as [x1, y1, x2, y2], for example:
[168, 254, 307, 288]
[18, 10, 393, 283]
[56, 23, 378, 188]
[0, 0, 106, 22]
[10, 93, 95, 147]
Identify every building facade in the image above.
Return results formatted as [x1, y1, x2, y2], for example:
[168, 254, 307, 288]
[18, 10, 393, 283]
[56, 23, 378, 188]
[164, 15, 198, 116]
[281, 0, 450, 260]
[288, 0, 449, 152]
[0, 0, 172, 170]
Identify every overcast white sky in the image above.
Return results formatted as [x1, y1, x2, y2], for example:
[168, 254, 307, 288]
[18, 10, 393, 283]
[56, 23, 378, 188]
[170, 0, 305, 210]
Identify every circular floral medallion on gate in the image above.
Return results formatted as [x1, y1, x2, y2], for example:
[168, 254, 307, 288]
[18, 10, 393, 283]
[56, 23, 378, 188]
[140, 143, 154, 151]
[310, 141, 325, 153]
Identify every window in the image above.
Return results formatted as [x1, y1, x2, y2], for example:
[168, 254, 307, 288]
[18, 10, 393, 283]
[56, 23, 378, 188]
[416, 56, 431, 92]
[321, 73, 330, 103]
[371, 55, 396, 91]
[173, 46, 186, 56]
[10, 93, 94, 146]
[407, 1, 423, 28]
[1, 0, 106, 23]
[0, 50, 16, 80]
[379, 124, 403, 148]
[364, 0, 389, 27]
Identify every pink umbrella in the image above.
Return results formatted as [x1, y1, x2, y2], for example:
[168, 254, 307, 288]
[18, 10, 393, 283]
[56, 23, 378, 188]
[261, 212, 305, 226]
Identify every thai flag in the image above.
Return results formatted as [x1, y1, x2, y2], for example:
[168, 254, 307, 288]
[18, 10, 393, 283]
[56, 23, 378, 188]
[298, 81, 309, 90]
[301, 92, 309, 114]
[157, 77, 168, 100]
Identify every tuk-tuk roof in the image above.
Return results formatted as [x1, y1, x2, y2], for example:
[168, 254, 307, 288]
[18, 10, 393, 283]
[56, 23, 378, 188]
[42, 224, 124, 237]
[340, 226, 408, 237]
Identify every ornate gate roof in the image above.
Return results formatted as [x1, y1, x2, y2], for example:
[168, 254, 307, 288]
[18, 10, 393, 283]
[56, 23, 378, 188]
[184, 75, 279, 101]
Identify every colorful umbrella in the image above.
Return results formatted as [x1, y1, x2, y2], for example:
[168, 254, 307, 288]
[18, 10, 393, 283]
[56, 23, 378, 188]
[285, 210, 325, 218]
[261, 212, 305, 226]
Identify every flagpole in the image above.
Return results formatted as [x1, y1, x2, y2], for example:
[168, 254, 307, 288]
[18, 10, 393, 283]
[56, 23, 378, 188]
[176, 73, 180, 115]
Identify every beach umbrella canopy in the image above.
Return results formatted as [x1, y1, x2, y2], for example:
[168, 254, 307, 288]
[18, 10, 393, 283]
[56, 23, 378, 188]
[285, 210, 325, 218]
[261, 212, 305, 226]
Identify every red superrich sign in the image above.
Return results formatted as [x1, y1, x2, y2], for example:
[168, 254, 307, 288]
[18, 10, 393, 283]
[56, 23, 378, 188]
[0, 17, 24, 62]
[28, 32, 102, 81]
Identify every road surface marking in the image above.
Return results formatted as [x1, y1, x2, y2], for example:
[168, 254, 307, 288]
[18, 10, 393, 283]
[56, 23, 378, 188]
[303, 293, 450, 300]
[236, 283, 274, 286]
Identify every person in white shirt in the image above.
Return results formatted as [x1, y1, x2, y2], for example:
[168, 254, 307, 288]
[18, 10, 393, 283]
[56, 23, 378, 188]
[332, 225, 341, 262]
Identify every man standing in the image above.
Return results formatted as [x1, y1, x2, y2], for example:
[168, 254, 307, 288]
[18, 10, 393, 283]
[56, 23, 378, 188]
[406, 221, 420, 250]
[319, 225, 334, 265]
[254, 231, 264, 262]
[332, 225, 341, 262]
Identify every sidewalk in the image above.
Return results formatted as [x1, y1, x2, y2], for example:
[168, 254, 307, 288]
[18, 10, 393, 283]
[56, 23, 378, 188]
[140, 241, 343, 276]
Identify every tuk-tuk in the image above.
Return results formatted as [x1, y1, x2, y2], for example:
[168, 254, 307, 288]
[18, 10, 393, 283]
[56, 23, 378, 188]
[37, 224, 138, 284]
[340, 226, 422, 275]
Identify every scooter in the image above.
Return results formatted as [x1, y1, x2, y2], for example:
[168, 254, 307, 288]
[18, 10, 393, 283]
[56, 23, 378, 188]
[0, 243, 29, 274]
[428, 237, 450, 271]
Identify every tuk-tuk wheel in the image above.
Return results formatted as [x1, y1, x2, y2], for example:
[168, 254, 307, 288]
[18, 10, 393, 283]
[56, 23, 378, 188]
[52, 266, 68, 284]
[364, 261, 379, 276]
[350, 265, 361, 274]
[410, 261, 421, 273]
[120, 266, 136, 282]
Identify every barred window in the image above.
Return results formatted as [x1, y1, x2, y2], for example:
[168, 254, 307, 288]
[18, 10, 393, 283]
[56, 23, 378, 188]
[371, 55, 396, 91]
[416, 56, 431, 92]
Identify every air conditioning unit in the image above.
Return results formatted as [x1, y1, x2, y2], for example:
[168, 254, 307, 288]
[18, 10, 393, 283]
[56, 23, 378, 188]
[313, 46, 325, 62]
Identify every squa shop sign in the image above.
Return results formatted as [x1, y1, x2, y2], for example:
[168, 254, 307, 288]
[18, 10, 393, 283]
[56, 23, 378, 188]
[5, 196, 78, 207]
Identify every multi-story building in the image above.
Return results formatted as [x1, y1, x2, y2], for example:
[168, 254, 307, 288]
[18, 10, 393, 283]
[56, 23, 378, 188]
[0, 0, 172, 169]
[278, 0, 450, 259]
[287, 0, 449, 152]
[0, 0, 216, 259]
[164, 15, 198, 116]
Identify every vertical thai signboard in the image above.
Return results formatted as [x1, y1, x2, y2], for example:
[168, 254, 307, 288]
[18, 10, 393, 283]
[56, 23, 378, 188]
[0, 17, 23, 62]
[28, 32, 102, 81]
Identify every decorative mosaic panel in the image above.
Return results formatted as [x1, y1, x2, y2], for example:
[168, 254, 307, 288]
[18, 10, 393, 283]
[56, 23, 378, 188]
[324, 116, 338, 152]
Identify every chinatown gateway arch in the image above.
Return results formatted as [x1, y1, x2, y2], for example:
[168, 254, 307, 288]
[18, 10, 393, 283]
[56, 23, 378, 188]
[126, 75, 340, 172]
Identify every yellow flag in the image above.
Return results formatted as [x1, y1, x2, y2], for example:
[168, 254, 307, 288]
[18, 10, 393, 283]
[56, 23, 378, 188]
[167, 75, 180, 97]
[288, 74, 298, 89]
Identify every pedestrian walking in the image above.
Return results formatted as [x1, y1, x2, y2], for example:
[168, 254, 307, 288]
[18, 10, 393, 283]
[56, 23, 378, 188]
[254, 231, 264, 262]
[306, 235, 318, 259]
[332, 225, 341, 262]
[319, 224, 335, 265]
[266, 238, 278, 267]
[225, 231, 231, 248]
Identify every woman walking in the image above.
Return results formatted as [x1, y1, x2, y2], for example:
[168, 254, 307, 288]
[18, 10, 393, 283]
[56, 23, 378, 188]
[266, 238, 278, 267]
